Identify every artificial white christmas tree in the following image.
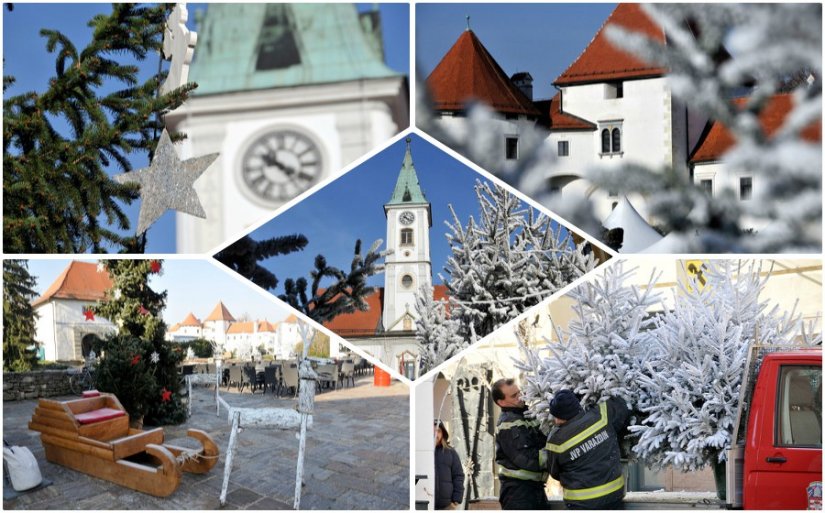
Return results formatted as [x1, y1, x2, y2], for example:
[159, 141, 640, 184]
[631, 261, 820, 470]
[440, 180, 596, 341]
[415, 285, 466, 373]
[515, 261, 660, 432]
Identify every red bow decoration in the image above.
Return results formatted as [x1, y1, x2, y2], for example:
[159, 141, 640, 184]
[161, 387, 172, 403]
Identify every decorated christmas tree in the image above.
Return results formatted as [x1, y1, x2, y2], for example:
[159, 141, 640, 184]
[3, 260, 41, 371]
[631, 261, 820, 471]
[3, 4, 196, 253]
[515, 262, 661, 432]
[91, 259, 186, 425]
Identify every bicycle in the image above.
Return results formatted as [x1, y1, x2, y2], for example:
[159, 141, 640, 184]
[68, 365, 96, 395]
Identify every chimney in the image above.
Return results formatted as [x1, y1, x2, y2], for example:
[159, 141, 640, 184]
[511, 72, 533, 101]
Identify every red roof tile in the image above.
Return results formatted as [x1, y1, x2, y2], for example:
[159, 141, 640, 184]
[536, 92, 597, 131]
[427, 30, 540, 116]
[690, 93, 822, 164]
[204, 301, 236, 322]
[554, 4, 667, 86]
[32, 261, 113, 308]
[180, 312, 201, 327]
[323, 285, 450, 336]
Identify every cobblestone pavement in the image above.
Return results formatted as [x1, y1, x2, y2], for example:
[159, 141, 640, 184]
[3, 376, 410, 510]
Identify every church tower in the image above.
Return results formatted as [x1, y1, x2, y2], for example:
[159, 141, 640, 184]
[165, 4, 408, 253]
[383, 138, 432, 332]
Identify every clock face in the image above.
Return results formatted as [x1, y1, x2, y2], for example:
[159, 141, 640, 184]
[239, 129, 323, 206]
[399, 211, 415, 225]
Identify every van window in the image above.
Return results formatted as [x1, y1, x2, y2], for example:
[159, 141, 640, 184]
[776, 365, 822, 447]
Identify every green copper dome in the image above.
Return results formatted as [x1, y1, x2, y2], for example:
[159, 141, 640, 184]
[189, 4, 400, 96]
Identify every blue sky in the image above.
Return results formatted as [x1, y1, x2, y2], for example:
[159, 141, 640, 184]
[3, 3, 409, 253]
[416, 3, 616, 100]
[25, 259, 293, 326]
[238, 134, 570, 294]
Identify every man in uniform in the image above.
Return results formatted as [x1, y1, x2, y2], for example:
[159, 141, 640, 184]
[542, 390, 629, 510]
[492, 378, 549, 510]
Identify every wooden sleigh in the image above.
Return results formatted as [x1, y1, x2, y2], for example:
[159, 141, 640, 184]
[28, 392, 218, 497]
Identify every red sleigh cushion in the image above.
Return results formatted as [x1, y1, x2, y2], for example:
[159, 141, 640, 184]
[74, 408, 126, 424]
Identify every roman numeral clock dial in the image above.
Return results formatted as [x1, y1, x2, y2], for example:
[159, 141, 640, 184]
[239, 129, 323, 206]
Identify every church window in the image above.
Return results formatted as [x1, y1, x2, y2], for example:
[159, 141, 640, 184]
[255, 5, 302, 71]
[400, 228, 414, 245]
[558, 140, 569, 157]
[740, 177, 753, 200]
[505, 137, 518, 160]
[611, 128, 621, 152]
[401, 274, 414, 289]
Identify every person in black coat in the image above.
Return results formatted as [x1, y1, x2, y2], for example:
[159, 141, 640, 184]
[434, 421, 465, 510]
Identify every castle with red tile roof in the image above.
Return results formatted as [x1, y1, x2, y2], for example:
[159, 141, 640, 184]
[426, 4, 820, 249]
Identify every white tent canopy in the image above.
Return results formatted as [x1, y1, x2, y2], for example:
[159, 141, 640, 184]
[603, 196, 663, 253]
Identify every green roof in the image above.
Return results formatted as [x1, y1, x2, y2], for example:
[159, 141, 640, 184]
[386, 138, 428, 206]
[189, 4, 400, 96]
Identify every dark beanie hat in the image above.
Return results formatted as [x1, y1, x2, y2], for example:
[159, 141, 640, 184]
[550, 390, 582, 420]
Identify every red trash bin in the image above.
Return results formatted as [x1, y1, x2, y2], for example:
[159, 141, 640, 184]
[373, 366, 391, 386]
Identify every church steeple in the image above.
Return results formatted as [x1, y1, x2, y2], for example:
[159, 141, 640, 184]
[382, 137, 433, 333]
[385, 138, 432, 226]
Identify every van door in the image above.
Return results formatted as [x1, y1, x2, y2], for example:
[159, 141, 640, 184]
[746, 363, 821, 509]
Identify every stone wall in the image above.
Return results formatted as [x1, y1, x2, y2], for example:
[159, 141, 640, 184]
[3, 370, 72, 401]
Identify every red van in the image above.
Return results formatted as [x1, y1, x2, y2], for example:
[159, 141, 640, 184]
[733, 348, 822, 509]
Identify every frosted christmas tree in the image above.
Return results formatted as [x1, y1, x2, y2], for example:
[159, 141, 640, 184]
[515, 261, 660, 432]
[631, 261, 820, 470]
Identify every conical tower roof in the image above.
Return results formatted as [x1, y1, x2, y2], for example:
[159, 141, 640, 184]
[426, 29, 540, 116]
[384, 138, 432, 225]
[180, 312, 202, 327]
[204, 301, 236, 322]
[554, 4, 667, 86]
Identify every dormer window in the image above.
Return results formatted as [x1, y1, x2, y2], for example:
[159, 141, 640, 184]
[605, 81, 623, 99]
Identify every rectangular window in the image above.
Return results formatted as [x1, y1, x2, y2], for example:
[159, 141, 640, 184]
[700, 179, 713, 195]
[505, 137, 518, 160]
[400, 228, 413, 245]
[558, 140, 569, 157]
[740, 177, 753, 200]
[776, 365, 821, 447]
[604, 81, 623, 99]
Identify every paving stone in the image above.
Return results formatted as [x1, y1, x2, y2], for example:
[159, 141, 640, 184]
[3, 377, 409, 510]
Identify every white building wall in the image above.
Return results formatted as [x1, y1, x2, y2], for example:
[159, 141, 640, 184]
[692, 161, 766, 232]
[435, 113, 534, 163]
[34, 299, 116, 362]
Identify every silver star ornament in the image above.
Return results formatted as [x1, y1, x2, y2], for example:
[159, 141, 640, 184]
[114, 129, 218, 235]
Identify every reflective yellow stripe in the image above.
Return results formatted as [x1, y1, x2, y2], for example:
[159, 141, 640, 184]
[498, 419, 541, 432]
[563, 475, 625, 501]
[498, 467, 545, 482]
[546, 402, 607, 453]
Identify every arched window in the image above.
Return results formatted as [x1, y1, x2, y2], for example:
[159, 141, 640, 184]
[601, 129, 610, 153]
[400, 228, 413, 245]
[611, 128, 621, 153]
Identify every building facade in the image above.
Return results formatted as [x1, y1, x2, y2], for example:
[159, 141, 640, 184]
[32, 262, 116, 362]
[165, 4, 409, 253]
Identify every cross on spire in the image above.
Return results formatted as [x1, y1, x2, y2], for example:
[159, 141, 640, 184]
[466, 15, 471, 31]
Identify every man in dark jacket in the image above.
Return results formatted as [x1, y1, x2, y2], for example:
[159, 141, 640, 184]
[542, 390, 630, 510]
[493, 378, 549, 510]
[434, 421, 465, 509]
